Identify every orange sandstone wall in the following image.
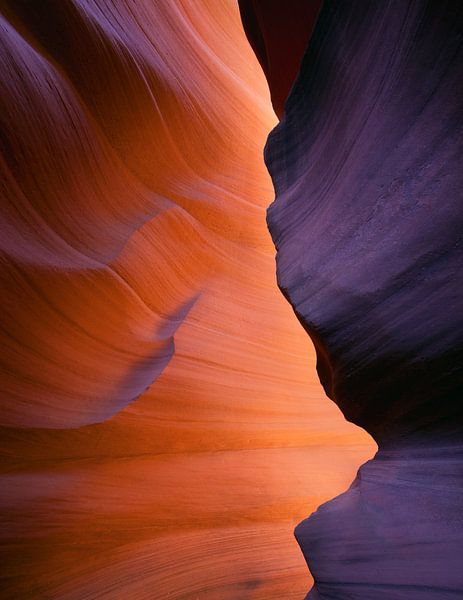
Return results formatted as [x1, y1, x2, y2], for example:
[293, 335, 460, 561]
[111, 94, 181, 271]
[0, 1, 374, 597]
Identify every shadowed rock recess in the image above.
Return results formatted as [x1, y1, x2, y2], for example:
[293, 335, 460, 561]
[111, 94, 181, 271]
[241, 0, 463, 598]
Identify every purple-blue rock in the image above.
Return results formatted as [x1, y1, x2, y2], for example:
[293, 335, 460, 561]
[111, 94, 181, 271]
[245, 0, 463, 597]
[296, 444, 463, 598]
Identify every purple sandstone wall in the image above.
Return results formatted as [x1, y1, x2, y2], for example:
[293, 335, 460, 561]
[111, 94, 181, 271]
[241, 0, 463, 597]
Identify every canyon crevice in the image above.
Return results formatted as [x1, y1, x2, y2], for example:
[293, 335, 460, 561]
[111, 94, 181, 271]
[3, 0, 462, 597]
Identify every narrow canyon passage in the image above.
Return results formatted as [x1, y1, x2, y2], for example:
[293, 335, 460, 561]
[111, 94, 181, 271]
[0, 1, 374, 599]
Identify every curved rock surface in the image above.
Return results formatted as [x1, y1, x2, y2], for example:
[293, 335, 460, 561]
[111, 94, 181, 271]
[0, 1, 373, 598]
[255, 0, 463, 598]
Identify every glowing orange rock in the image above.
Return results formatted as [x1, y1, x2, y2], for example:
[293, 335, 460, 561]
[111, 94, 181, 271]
[0, 1, 373, 597]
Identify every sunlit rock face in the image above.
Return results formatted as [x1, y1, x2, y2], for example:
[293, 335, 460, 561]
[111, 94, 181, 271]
[0, 1, 373, 598]
[246, 0, 463, 598]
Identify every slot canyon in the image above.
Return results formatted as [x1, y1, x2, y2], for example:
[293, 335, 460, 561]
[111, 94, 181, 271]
[1, 1, 462, 599]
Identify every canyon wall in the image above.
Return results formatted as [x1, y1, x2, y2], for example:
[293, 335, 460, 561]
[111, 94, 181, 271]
[241, 0, 463, 598]
[0, 1, 373, 598]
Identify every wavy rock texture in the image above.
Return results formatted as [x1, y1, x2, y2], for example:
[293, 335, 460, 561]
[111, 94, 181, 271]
[0, 1, 373, 598]
[243, 0, 463, 598]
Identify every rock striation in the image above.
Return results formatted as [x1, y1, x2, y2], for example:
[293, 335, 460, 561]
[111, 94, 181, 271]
[242, 0, 463, 597]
